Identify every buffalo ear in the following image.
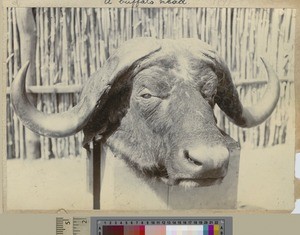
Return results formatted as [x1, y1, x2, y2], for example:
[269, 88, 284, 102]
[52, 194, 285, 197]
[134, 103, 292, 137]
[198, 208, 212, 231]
[81, 38, 161, 148]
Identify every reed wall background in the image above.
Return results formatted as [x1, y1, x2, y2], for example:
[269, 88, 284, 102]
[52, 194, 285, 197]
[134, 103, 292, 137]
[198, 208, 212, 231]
[6, 8, 296, 159]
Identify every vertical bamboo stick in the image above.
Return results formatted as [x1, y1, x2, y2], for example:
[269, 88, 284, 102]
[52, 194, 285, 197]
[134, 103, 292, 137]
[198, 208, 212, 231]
[7, 8, 17, 159]
[12, 9, 25, 159]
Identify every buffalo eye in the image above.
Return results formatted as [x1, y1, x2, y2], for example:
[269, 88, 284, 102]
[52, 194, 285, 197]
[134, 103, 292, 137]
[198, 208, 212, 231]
[141, 93, 152, 99]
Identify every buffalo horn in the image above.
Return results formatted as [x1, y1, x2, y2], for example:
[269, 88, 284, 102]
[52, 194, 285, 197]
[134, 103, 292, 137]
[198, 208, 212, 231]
[11, 61, 94, 137]
[215, 57, 280, 127]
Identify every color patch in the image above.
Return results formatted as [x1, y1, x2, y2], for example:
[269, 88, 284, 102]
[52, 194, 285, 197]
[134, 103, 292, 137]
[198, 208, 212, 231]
[124, 225, 145, 235]
[103, 225, 124, 235]
[166, 225, 204, 235]
[203, 225, 209, 235]
[209, 225, 214, 235]
[214, 225, 220, 235]
[145, 225, 166, 235]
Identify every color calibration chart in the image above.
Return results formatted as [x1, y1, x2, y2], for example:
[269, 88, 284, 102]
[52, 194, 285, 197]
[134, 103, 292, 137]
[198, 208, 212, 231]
[91, 217, 232, 235]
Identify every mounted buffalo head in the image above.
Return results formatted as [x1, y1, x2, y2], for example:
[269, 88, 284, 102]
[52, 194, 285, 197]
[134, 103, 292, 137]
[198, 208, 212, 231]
[11, 38, 280, 187]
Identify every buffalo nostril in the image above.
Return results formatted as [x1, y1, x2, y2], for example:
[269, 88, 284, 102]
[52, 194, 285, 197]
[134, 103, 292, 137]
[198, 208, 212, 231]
[183, 150, 203, 166]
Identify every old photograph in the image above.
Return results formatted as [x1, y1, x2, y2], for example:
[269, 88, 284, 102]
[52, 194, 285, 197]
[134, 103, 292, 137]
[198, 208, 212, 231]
[5, 7, 296, 211]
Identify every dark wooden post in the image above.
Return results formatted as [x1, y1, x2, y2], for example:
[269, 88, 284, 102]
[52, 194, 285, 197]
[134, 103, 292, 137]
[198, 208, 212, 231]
[86, 141, 101, 209]
[16, 9, 41, 159]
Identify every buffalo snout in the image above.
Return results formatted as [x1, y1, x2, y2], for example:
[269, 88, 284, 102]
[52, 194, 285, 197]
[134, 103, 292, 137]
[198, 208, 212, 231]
[168, 145, 230, 187]
[181, 145, 229, 177]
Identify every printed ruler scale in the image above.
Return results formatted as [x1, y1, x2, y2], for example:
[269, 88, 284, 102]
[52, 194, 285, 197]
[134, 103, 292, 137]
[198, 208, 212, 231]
[56, 217, 90, 235]
[56, 217, 72, 235]
[56, 217, 232, 235]
[73, 218, 91, 235]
